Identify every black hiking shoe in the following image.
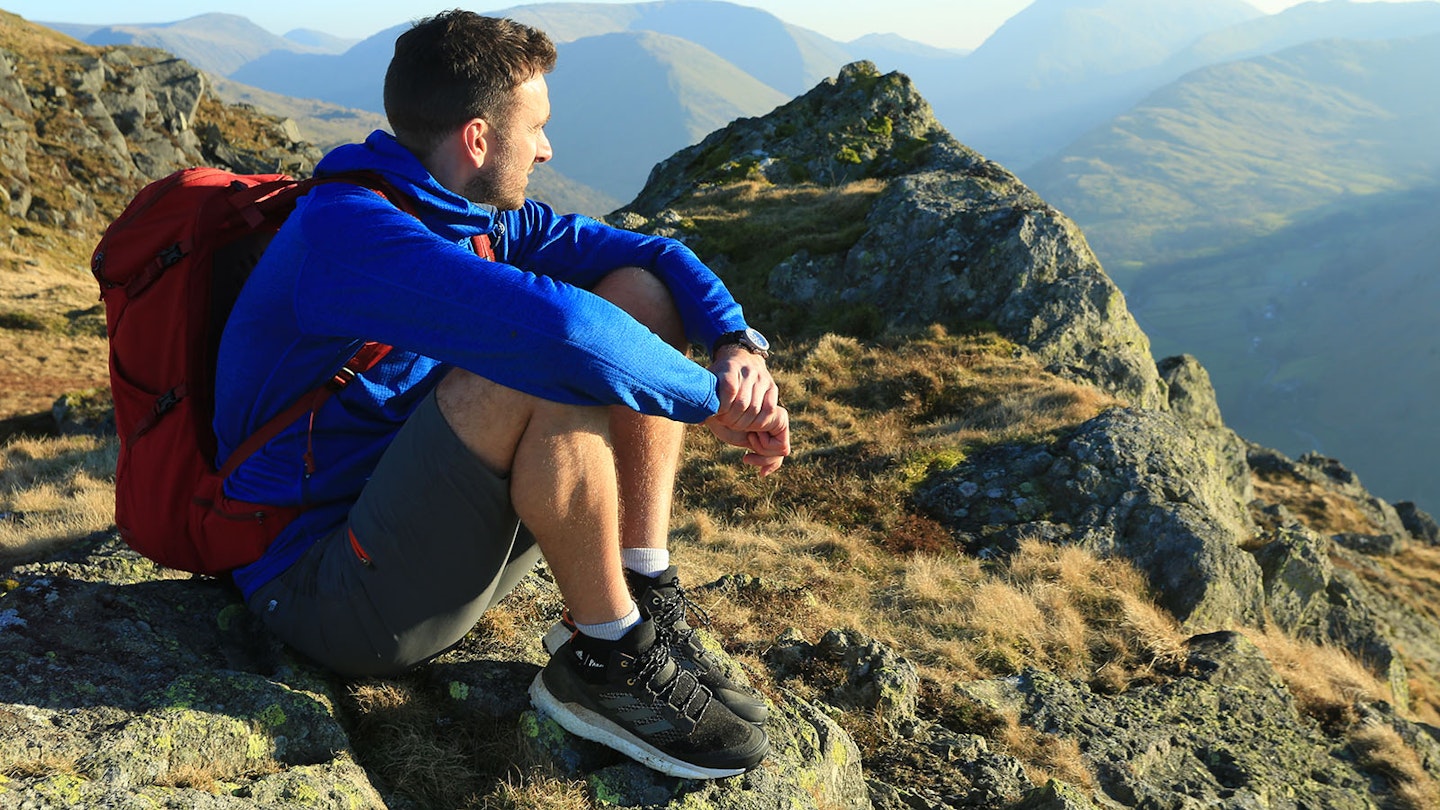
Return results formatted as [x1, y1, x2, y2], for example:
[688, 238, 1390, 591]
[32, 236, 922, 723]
[541, 567, 770, 724]
[627, 566, 770, 725]
[529, 619, 769, 779]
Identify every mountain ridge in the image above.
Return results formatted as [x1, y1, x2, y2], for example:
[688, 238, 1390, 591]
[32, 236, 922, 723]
[4, 9, 1440, 803]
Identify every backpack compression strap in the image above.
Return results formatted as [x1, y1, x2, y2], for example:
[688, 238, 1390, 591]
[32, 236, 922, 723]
[216, 341, 392, 482]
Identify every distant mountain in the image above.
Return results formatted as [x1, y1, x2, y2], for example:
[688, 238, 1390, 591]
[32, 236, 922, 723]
[1026, 33, 1440, 507]
[234, 4, 809, 203]
[931, 0, 1262, 168]
[1027, 34, 1440, 280]
[282, 28, 358, 54]
[1169, 0, 1440, 76]
[229, 23, 399, 112]
[67, 12, 326, 77]
[546, 30, 788, 198]
[35, 21, 101, 41]
[500, 0, 851, 95]
[1128, 184, 1440, 507]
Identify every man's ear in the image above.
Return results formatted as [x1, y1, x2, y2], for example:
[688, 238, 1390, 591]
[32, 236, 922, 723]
[460, 117, 489, 168]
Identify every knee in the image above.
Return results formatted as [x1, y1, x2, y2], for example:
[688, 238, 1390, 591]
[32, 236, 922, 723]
[591, 267, 686, 350]
[435, 370, 608, 474]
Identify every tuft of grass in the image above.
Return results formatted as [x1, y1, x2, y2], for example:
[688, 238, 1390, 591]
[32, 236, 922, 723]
[346, 679, 513, 808]
[1251, 627, 1388, 729]
[1348, 721, 1440, 810]
[664, 179, 886, 334]
[1, 752, 80, 780]
[0, 435, 117, 564]
[998, 716, 1098, 790]
[1251, 467, 1386, 537]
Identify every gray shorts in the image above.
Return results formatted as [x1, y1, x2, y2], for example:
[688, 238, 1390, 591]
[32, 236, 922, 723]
[246, 389, 540, 677]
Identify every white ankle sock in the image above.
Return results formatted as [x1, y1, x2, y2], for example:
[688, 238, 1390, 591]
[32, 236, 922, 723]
[621, 547, 670, 578]
[575, 604, 641, 641]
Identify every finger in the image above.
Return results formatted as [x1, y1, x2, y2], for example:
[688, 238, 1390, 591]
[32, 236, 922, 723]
[743, 451, 785, 476]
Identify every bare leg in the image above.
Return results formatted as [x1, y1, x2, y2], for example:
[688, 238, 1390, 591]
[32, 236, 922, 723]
[434, 267, 690, 624]
[590, 268, 689, 553]
[436, 372, 631, 626]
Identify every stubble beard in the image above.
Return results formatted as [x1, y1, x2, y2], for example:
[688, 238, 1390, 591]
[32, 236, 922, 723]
[463, 164, 528, 212]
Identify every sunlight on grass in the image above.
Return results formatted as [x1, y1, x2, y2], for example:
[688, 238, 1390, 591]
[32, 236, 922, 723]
[0, 434, 117, 562]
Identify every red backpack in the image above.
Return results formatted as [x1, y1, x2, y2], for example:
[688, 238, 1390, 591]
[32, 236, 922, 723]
[91, 169, 405, 575]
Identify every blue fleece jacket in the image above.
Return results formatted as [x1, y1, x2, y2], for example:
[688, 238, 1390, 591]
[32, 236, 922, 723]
[215, 131, 748, 598]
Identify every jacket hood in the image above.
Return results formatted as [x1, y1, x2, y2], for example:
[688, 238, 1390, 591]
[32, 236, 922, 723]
[315, 130, 498, 240]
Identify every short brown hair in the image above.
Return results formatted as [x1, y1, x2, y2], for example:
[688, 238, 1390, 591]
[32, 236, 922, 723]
[384, 11, 556, 156]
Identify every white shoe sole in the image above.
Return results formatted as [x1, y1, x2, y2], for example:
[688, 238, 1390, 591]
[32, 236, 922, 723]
[527, 672, 751, 780]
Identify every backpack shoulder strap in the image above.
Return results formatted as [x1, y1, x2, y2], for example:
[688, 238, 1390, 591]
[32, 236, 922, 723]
[217, 342, 393, 481]
[216, 173, 414, 482]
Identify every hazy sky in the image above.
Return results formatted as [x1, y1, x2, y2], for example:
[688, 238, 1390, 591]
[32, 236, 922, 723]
[7, 0, 1413, 50]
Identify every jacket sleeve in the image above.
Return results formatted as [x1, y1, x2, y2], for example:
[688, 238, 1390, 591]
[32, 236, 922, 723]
[500, 200, 749, 353]
[285, 186, 722, 423]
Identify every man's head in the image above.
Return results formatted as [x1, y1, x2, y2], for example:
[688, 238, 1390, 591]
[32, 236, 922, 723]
[385, 12, 557, 208]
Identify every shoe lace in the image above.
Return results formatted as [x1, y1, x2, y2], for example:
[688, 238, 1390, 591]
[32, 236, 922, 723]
[650, 578, 712, 636]
[630, 628, 711, 724]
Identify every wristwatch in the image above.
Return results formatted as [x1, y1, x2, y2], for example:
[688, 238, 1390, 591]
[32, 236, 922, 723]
[712, 327, 770, 359]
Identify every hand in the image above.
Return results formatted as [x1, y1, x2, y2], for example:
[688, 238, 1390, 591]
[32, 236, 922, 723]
[706, 346, 790, 475]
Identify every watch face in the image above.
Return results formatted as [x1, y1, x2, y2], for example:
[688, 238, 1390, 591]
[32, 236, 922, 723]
[744, 327, 770, 352]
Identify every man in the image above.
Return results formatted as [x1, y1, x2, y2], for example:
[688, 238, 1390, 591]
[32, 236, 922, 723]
[213, 11, 788, 780]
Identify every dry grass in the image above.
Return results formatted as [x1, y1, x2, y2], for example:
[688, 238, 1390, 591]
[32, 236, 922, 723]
[1253, 463, 1440, 727]
[0, 434, 117, 564]
[1252, 627, 1440, 809]
[998, 717, 1098, 790]
[662, 179, 887, 334]
[1251, 467, 1386, 537]
[0, 752, 80, 780]
[1349, 721, 1440, 810]
[346, 680, 526, 808]
[1251, 627, 1388, 727]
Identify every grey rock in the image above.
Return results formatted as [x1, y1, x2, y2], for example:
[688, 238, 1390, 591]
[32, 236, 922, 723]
[1395, 501, 1439, 544]
[1014, 780, 1101, 810]
[918, 408, 1263, 627]
[815, 629, 921, 732]
[2, 533, 870, 809]
[1333, 531, 1406, 556]
[1018, 632, 1378, 810]
[2, 40, 321, 239]
[1157, 354, 1253, 506]
[765, 629, 920, 734]
[0, 534, 386, 808]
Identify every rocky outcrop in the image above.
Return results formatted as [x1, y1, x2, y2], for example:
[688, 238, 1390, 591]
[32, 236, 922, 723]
[616, 61, 1165, 410]
[1, 33, 321, 236]
[0, 534, 862, 809]
[0, 534, 385, 808]
[1157, 353, 1252, 507]
[993, 632, 1439, 808]
[916, 408, 1263, 628]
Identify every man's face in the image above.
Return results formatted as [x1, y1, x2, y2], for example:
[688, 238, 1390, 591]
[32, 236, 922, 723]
[465, 73, 552, 210]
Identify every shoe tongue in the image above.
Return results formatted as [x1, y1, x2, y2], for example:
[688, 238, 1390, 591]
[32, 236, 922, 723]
[626, 565, 681, 592]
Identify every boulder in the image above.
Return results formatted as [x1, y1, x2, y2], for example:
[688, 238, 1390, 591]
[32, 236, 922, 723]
[1395, 501, 1439, 545]
[618, 61, 1165, 410]
[1157, 354, 1252, 507]
[917, 408, 1263, 627]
